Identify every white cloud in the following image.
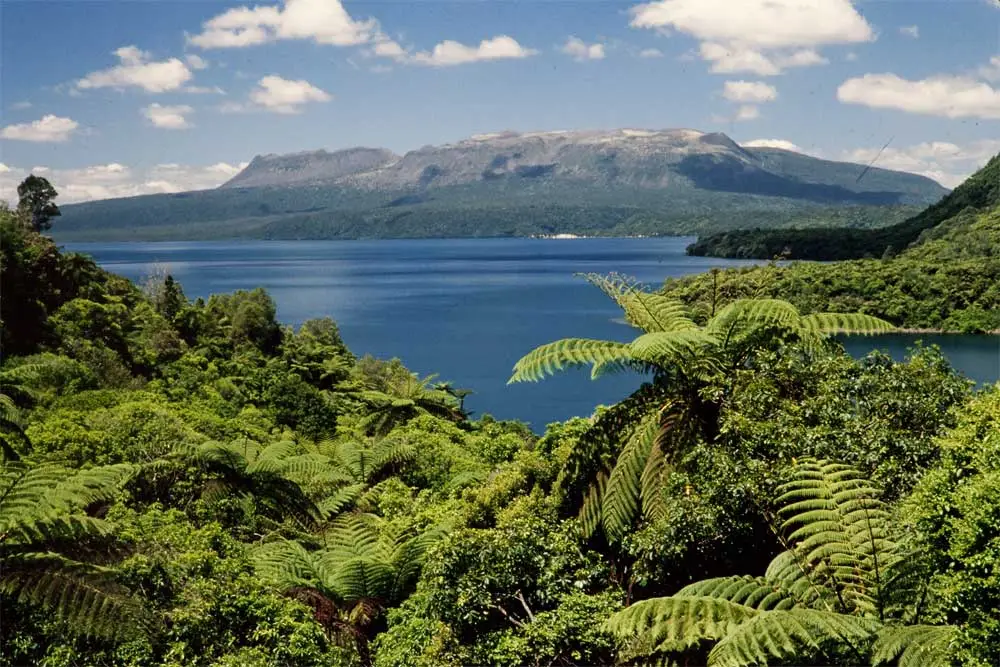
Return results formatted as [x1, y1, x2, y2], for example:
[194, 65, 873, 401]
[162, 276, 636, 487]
[1, 114, 79, 142]
[841, 139, 1000, 188]
[735, 105, 760, 121]
[722, 80, 778, 103]
[182, 85, 226, 94]
[845, 51, 859, 62]
[410, 36, 537, 67]
[979, 55, 1000, 81]
[742, 138, 804, 152]
[142, 103, 194, 129]
[561, 37, 605, 61]
[899, 25, 920, 38]
[77, 45, 193, 93]
[1, 161, 251, 204]
[837, 73, 1000, 119]
[639, 47, 663, 58]
[631, 0, 870, 75]
[248, 75, 331, 113]
[186, 54, 209, 70]
[188, 0, 376, 49]
[0, 164, 10, 173]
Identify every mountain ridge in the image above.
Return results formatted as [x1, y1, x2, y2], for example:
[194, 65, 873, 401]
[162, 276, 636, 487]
[53, 128, 948, 242]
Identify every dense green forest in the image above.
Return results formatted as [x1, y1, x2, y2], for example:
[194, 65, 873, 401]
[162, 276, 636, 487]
[53, 183, 921, 243]
[668, 156, 1000, 333]
[3, 200, 1000, 666]
[688, 154, 1000, 261]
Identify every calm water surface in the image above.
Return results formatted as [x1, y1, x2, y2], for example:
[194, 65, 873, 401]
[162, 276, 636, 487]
[65, 238, 999, 430]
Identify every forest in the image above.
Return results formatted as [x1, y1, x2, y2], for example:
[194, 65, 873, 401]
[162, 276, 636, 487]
[2, 192, 1000, 666]
[687, 154, 1000, 261]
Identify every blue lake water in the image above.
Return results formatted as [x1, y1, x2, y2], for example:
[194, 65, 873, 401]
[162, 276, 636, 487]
[65, 238, 999, 430]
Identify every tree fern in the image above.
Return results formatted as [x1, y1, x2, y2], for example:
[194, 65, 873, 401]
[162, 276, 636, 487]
[606, 458, 953, 666]
[509, 274, 894, 543]
[872, 624, 956, 667]
[0, 461, 144, 639]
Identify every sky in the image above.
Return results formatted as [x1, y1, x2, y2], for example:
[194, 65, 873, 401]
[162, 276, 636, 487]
[1, 0, 999, 203]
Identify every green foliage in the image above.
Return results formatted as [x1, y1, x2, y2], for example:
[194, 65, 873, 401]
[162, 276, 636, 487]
[511, 273, 893, 543]
[607, 458, 954, 666]
[689, 154, 999, 261]
[0, 461, 144, 640]
[663, 258, 1000, 332]
[17, 174, 61, 233]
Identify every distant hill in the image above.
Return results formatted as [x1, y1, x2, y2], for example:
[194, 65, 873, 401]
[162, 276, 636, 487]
[53, 129, 948, 242]
[688, 154, 999, 260]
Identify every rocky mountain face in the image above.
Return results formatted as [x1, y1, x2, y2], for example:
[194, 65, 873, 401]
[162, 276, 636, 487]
[220, 128, 946, 204]
[222, 147, 398, 189]
[54, 128, 950, 242]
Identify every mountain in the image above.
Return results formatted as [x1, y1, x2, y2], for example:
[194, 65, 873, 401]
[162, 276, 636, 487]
[53, 129, 948, 242]
[687, 153, 1000, 260]
[221, 147, 398, 189]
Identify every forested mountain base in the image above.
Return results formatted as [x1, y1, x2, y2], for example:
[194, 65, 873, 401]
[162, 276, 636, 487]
[689, 153, 1000, 261]
[3, 204, 1000, 666]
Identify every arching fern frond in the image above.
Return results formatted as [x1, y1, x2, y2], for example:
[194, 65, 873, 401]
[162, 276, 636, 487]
[800, 312, 896, 336]
[872, 624, 957, 667]
[581, 273, 698, 333]
[707, 608, 878, 667]
[602, 411, 662, 543]
[508, 338, 632, 383]
[606, 596, 757, 655]
[675, 575, 800, 611]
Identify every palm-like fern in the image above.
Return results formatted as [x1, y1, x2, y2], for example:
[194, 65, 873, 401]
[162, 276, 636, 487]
[0, 460, 145, 638]
[509, 274, 894, 542]
[605, 458, 953, 666]
[253, 513, 447, 666]
[351, 372, 464, 437]
[184, 437, 328, 527]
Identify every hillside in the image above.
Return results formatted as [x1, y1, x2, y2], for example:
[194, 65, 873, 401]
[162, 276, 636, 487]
[52, 129, 946, 242]
[688, 153, 1000, 260]
[664, 157, 1000, 333]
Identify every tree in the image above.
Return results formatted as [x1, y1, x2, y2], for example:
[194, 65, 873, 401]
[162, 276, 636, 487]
[17, 175, 61, 233]
[253, 514, 447, 666]
[606, 458, 955, 666]
[509, 274, 894, 543]
[0, 461, 145, 639]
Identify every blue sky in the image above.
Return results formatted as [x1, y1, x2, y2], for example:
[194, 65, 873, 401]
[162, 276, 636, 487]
[1, 0, 999, 202]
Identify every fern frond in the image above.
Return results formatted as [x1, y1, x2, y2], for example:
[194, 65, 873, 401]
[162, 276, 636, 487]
[676, 576, 800, 611]
[576, 472, 606, 539]
[0, 552, 147, 639]
[800, 313, 896, 336]
[582, 273, 698, 333]
[628, 331, 716, 367]
[706, 299, 802, 341]
[317, 484, 365, 519]
[601, 412, 661, 543]
[508, 338, 632, 383]
[707, 609, 878, 667]
[872, 624, 956, 667]
[606, 596, 756, 654]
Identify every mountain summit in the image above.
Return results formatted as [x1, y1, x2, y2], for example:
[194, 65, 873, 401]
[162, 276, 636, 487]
[55, 128, 948, 242]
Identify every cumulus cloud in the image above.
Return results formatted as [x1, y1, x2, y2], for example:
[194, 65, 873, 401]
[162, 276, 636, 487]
[247, 75, 331, 113]
[735, 105, 760, 121]
[639, 47, 663, 58]
[142, 103, 194, 129]
[188, 0, 377, 49]
[899, 25, 920, 38]
[837, 73, 1000, 119]
[979, 55, 1000, 81]
[186, 54, 209, 70]
[841, 139, 1000, 188]
[77, 45, 193, 93]
[742, 138, 805, 152]
[722, 80, 778, 103]
[631, 0, 869, 75]
[561, 37, 605, 61]
[1, 161, 251, 204]
[409, 36, 537, 67]
[1, 115, 79, 142]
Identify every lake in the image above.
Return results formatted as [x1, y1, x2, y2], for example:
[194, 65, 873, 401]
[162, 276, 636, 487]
[65, 238, 1000, 430]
